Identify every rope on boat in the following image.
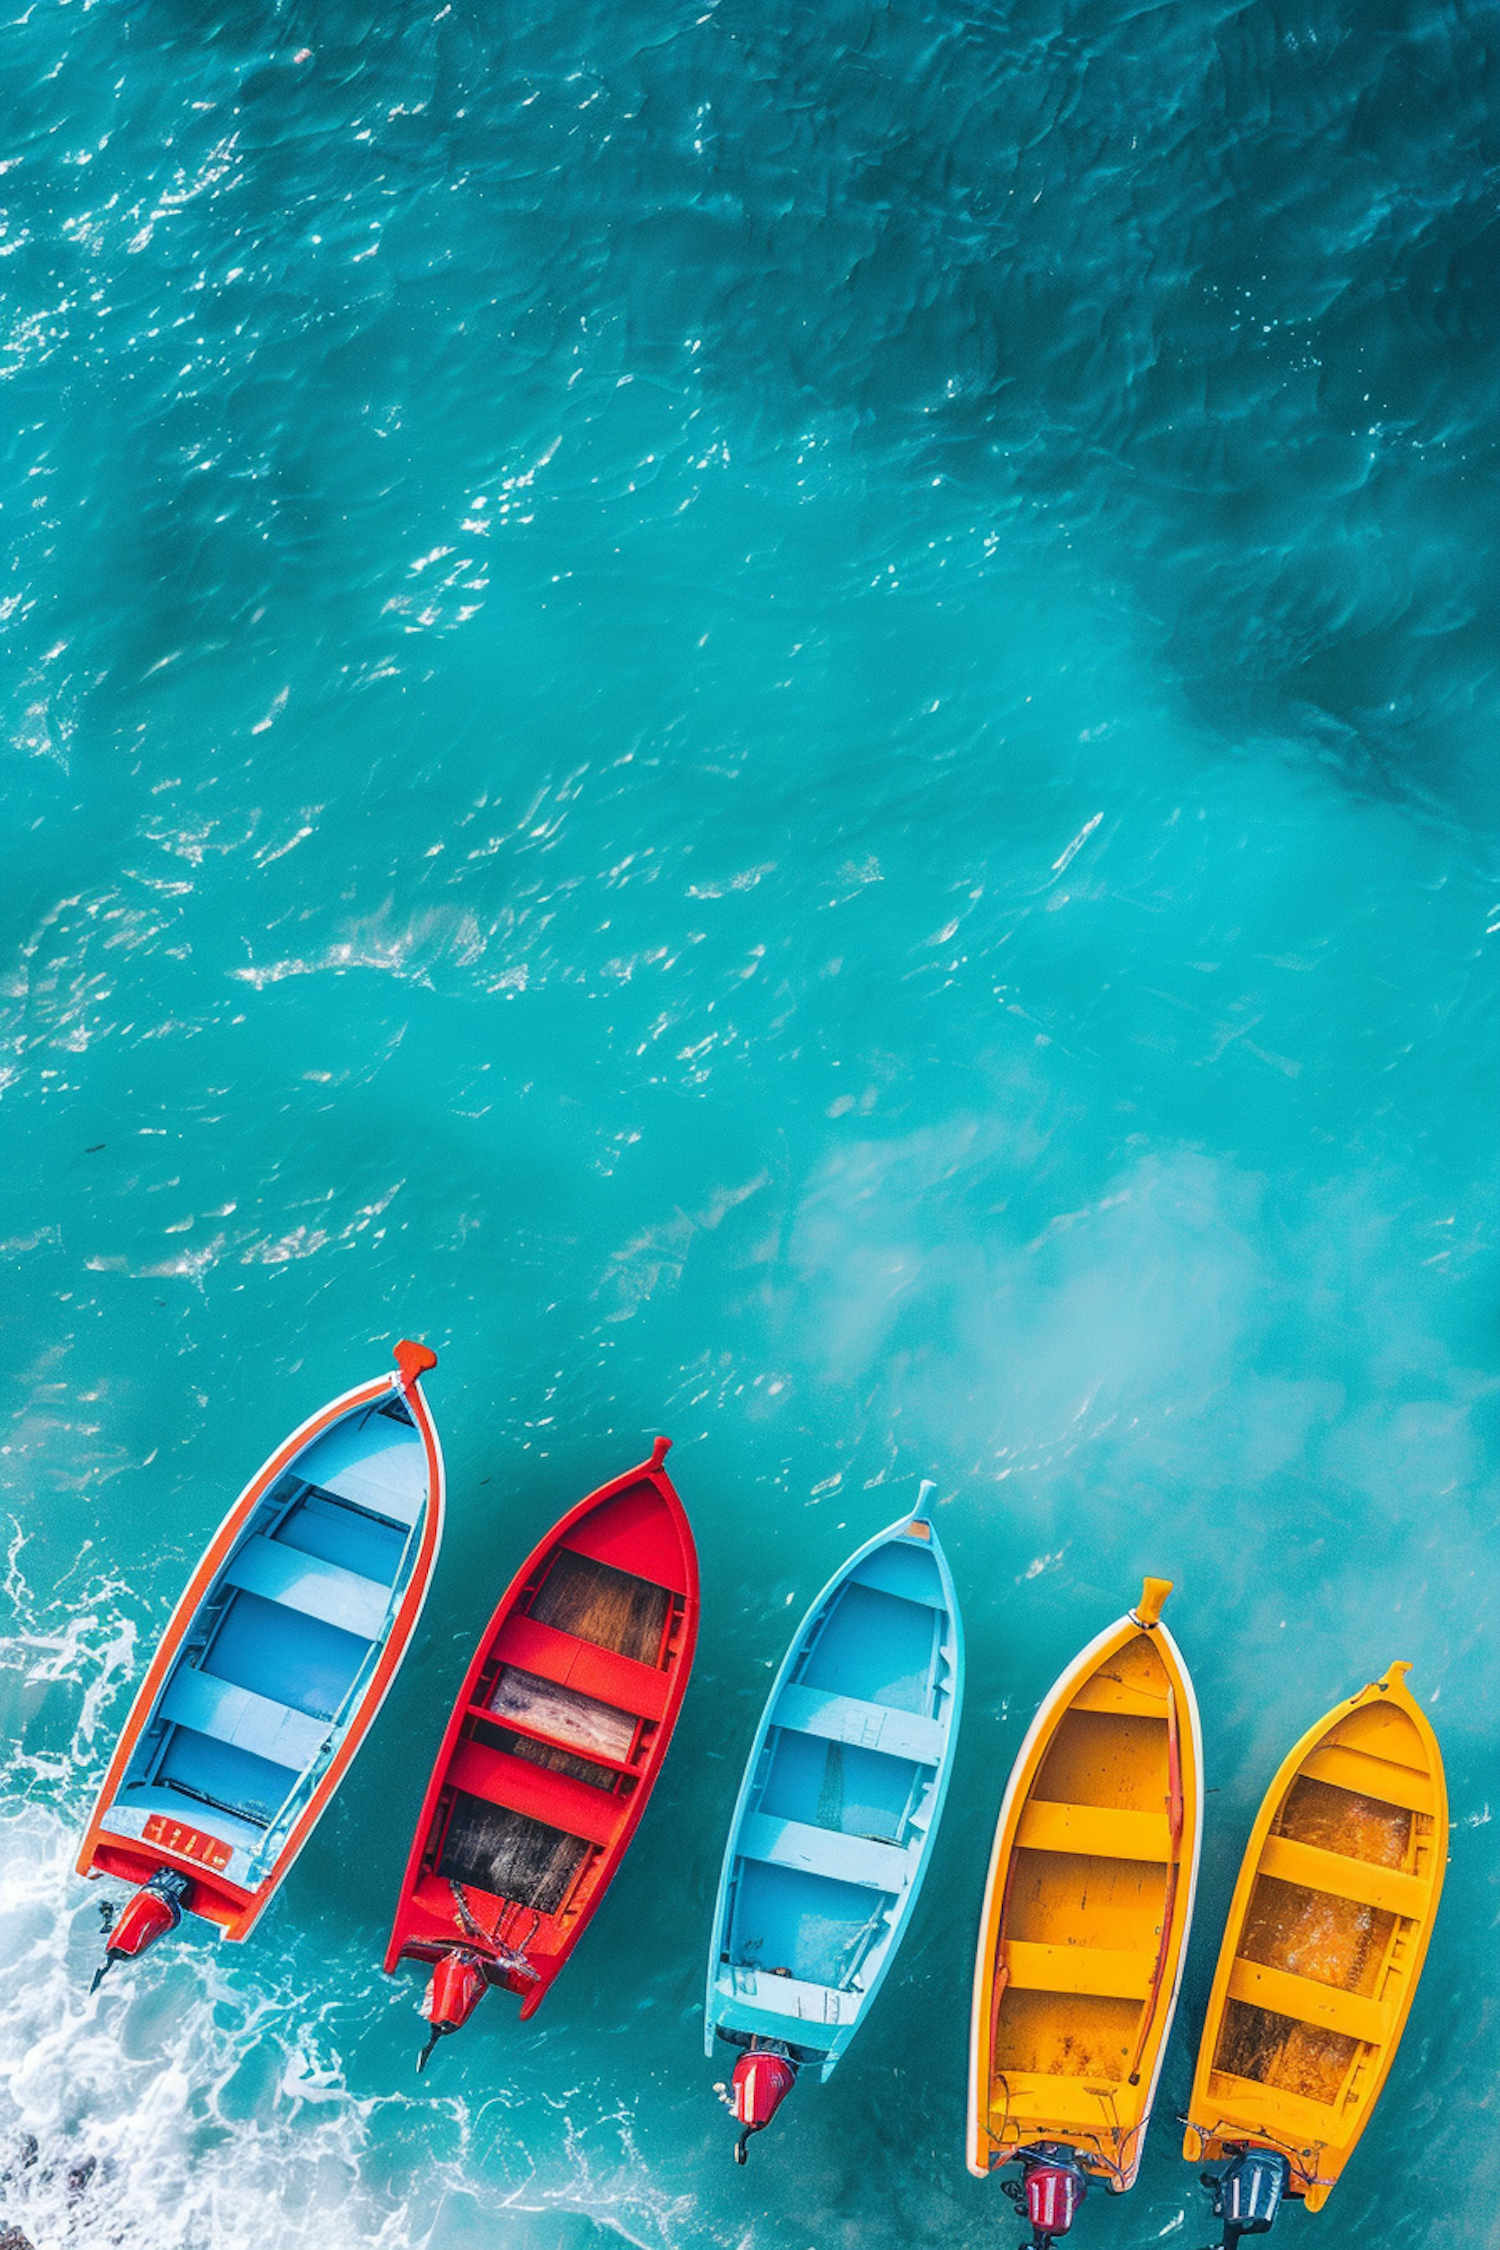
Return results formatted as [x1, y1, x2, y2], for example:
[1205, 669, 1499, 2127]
[448, 1880, 541, 1981]
[985, 2073, 1015, 2155]
[448, 1878, 492, 1946]
[1193, 2122, 1331, 2196]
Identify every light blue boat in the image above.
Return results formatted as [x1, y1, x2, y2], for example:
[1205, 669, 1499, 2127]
[704, 1487, 963, 2159]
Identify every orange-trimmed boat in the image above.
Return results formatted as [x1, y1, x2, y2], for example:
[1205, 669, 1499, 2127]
[77, 1340, 445, 1978]
[1183, 1662, 1446, 2246]
[967, 1579, 1202, 2244]
[384, 1436, 697, 2066]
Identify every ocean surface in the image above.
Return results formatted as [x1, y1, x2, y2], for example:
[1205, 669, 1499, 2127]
[1, 0, 1496, 2245]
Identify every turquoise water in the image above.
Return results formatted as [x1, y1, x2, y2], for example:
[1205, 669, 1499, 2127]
[2, 0, 1497, 2243]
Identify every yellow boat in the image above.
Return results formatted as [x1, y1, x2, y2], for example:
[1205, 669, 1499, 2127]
[1182, 1662, 1446, 2232]
[967, 1579, 1202, 2226]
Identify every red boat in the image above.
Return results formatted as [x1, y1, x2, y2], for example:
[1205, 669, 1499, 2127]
[385, 1436, 698, 2065]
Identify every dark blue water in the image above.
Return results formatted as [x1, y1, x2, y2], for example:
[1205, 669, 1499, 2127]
[2, 1, 1497, 2245]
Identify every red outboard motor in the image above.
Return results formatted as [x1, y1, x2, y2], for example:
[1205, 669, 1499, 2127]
[417, 1948, 489, 2071]
[91, 1868, 190, 1991]
[1002, 2148, 1089, 2247]
[1201, 2148, 1290, 2247]
[729, 2049, 797, 2164]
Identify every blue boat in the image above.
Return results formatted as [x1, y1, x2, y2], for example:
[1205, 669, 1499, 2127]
[78, 1340, 445, 1974]
[704, 1487, 964, 2159]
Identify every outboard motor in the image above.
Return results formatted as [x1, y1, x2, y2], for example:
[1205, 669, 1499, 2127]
[417, 1948, 489, 2071]
[91, 1868, 190, 1990]
[1201, 2148, 1290, 2247]
[1001, 2148, 1089, 2246]
[727, 2049, 797, 2164]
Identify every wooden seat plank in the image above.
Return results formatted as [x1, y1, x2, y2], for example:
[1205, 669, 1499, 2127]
[488, 1667, 638, 1764]
[449, 1737, 621, 1848]
[1016, 1799, 1172, 1862]
[1002, 1939, 1153, 2000]
[317, 1464, 424, 1528]
[848, 1543, 948, 1609]
[737, 1810, 913, 1895]
[1070, 1674, 1169, 1720]
[1226, 1957, 1388, 2047]
[1203, 2066, 1345, 2137]
[1259, 1832, 1427, 1919]
[494, 1614, 669, 1721]
[1299, 1744, 1435, 1814]
[712, 1964, 858, 2026]
[772, 1682, 946, 1766]
[225, 1534, 388, 1641]
[298, 1425, 428, 1528]
[981, 2072, 1136, 2129]
[160, 1666, 326, 1774]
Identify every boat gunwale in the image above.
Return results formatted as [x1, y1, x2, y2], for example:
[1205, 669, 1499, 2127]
[965, 1594, 1204, 2187]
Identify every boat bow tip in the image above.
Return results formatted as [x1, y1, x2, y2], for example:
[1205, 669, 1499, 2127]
[1132, 1576, 1173, 1628]
[394, 1339, 438, 1390]
[901, 1479, 938, 1538]
[650, 1434, 673, 1468]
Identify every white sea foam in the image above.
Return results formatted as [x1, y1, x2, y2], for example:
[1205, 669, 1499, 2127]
[0, 1812, 419, 2250]
[0, 1559, 703, 2250]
